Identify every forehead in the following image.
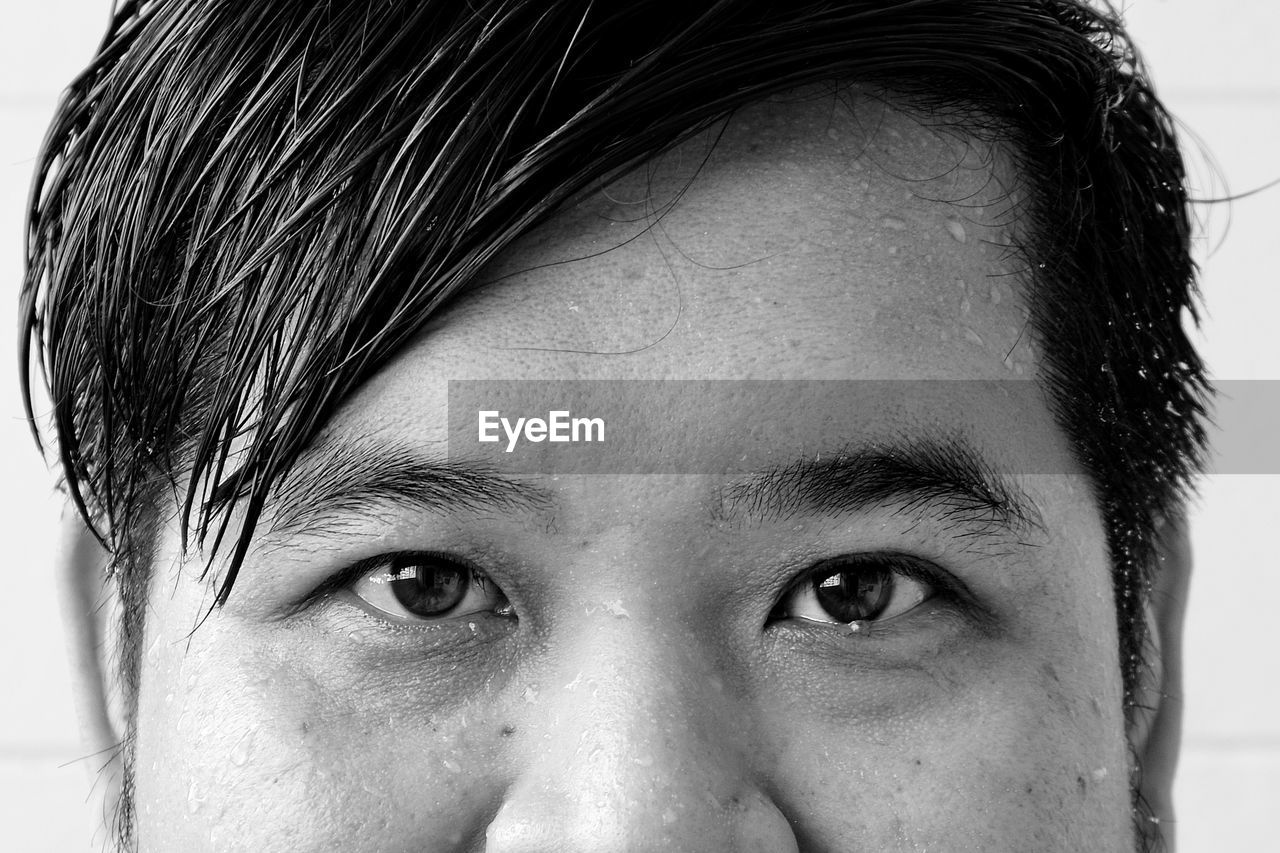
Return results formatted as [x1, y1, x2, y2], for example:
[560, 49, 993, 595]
[320, 93, 1059, 470]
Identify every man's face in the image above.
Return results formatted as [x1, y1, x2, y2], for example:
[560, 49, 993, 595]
[130, 96, 1136, 850]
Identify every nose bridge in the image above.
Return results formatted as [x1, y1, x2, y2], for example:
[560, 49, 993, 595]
[484, 619, 798, 852]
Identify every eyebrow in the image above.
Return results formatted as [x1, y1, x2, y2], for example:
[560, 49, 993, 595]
[717, 435, 1045, 539]
[255, 435, 553, 550]
[253, 432, 1042, 555]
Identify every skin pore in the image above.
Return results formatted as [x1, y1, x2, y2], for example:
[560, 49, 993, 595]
[117, 94, 1142, 850]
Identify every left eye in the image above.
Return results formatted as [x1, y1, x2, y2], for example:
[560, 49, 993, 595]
[772, 554, 936, 626]
[350, 552, 512, 622]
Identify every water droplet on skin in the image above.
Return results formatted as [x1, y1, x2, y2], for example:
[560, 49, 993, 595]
[1092, 767, 1108, 781]
[960, 297, 971, 315]
[163, 693, 174, 705]
[880, 216, 907, 231]
[887, 246, 898, 255]
[443, 758, 462, 773]
[230, 728, 256, 767]
[564, 672, 584, 691]
[634, 754, 654, 767]
[663, 808, 679, 825]
[989, 284, 1002, 305]
[522, 686, 539, 703]
[146, 635, 163, 663]
[963, 328, 985, 347]
[602, 600, 630, 618]
[186, 781, 203, 814]
[945, 218, 967, 243]
[468, 621, 477, 633]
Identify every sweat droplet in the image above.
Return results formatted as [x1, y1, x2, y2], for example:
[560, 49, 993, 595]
[945, 218, 967, 243]
[187, 781, 203, 814]
[230, 728, 256, 767]
[602, 600, 630, 618]
[443, 758, 462, 773]
[880, 216, 907, 231]
[963, 327, 985, 347]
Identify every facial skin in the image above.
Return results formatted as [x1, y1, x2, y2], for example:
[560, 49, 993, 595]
[90, 94, 1150, 850]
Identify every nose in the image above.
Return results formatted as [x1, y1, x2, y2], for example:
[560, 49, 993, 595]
[483, 620, 799, 852]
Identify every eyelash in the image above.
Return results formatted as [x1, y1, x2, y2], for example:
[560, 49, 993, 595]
[771, 552, 950, 623]
[291, 550, 493, 615]
[295, 549, 983, 630]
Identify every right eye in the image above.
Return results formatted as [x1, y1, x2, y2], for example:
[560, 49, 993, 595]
[349, 551, 513, 623]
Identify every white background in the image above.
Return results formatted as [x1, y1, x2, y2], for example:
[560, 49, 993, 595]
[1, 1, 1276, 849]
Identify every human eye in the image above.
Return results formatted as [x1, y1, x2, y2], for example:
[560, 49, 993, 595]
[770, 553, 943, 628]
[344, 550, 514, 624]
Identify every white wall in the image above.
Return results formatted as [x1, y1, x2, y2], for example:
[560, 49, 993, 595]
[1, 2, 1275, 850]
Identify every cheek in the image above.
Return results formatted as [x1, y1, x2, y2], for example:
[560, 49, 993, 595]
[132, 614, 520, 851]
[755, 644, 1132, 850]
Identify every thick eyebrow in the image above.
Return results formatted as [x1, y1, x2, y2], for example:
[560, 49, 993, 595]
[254, 435, 552, 549]
[718, 435, 1045, 539]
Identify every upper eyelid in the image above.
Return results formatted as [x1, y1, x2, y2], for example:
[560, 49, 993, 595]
[282, 546, 978, 622]
[787, 552, 943, 592]
[774, 551, 991, 624]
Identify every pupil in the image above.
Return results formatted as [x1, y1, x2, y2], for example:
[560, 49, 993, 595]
[388, 558, 469, 617]
[814, 565, 892, 622]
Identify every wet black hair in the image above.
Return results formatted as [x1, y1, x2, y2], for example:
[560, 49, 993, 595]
[20, 1, 1208, 848]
